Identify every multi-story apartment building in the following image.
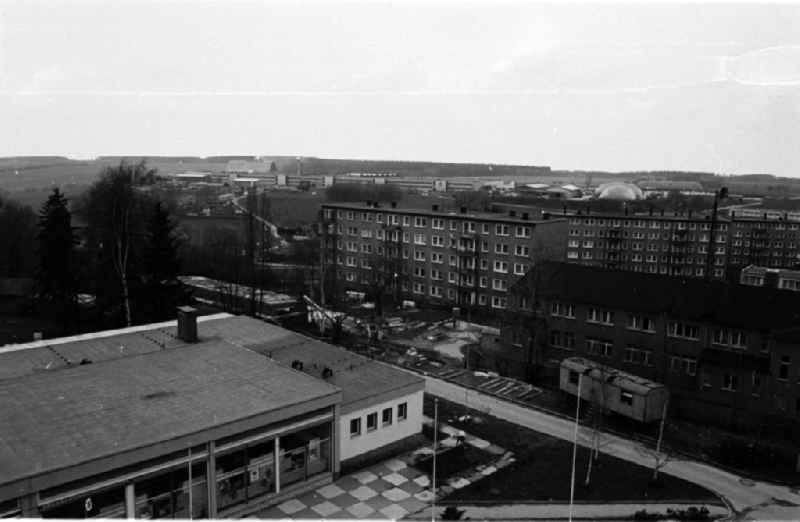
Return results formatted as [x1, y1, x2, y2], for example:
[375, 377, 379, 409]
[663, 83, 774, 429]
[319, 202, 567, 313]
[564, 211, 730, 279]
[726, 215, 800, 271]
[564, 210, 800, 279]
[502, 261, 800, 434]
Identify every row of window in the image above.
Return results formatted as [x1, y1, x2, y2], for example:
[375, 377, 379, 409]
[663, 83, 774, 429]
[349, 403, 408, 437]
[333, 210, 533, 237]
[567, 218, 726, 231]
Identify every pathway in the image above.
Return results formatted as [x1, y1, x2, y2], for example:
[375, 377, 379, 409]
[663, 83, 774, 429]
[424, 376, 800, 521]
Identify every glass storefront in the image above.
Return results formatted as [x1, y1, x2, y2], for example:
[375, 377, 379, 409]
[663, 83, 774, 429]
[279, 424, 331, 488]
[134, 462, 207, 519]
[215, 439, 275, 511]
[41, 486, 126, 519]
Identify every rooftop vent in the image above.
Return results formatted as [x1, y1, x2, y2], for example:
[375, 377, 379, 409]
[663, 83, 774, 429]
[177, 306, 198, 343]
[322, 367, 334, 379]
[291, 360, 304, 371]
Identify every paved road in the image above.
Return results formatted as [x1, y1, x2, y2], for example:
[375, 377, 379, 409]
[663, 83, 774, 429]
[424, 376, 800, 521]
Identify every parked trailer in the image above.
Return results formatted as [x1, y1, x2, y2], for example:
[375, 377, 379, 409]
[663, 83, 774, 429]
[559, 357, 669, 423]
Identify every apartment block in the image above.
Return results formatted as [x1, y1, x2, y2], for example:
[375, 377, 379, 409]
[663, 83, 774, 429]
[320, 202, 567, 312]
[727, 216, 800, 271]
[503, 261, 800, 434]
[564, 212, 730, 279]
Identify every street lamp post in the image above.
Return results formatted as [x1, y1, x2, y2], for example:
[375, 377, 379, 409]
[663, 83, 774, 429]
[431, 398, 439, 522]
[569, 369, 591, 522]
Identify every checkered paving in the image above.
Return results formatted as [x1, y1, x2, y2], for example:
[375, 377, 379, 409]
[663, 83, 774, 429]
[258, 420, 512, 520]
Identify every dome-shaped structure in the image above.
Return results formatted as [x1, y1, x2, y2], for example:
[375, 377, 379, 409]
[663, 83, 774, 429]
[595, 182, 643, 201]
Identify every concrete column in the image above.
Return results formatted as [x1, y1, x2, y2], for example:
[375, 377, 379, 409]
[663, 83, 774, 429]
[332, 405, 341, 477]
[206, 441, 217, 518]
[124, 483, 135, 519]
[19, 493, 39, 518]
[274, 437, 281, 494]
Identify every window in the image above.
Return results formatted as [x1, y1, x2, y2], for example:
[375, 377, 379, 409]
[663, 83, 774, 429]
[492, 279, 507, 291]
[398, 402, 408, 421]
[414, 233, 426, 245]
[431, 235, 444, 247]
[430, 286, 443, 297]
[568, 370, 579, 385]
[491, 296, 507, 309]
[382, 407, 393, 426]
[431, 252, 443, 264]
[668, 322, 699, 340]
[712, 328, 748, 349]
[513, 263, 527, 275]
[624, 346, 653, 366]
[722, 374, 738, 392]
[495, 224, 510, 236]
[752, 372, 762, 396]
[414, 216, 427, 228]
[669, 356, 697, 376]
[493, 261, 508, 273]
[515, 226, 531, 238]
[414, 250, 426, 261]
[551, 302, 575, 318]
[779, 355, 791, 381]
[413, 282, 425, 294]
[413, 266, 425, 277]
[620, 390, 634, 406]
[495, 243, 510, 255]
[366, 412, 378, 431]
[586, 338, 613, 358]
[432, 218, 444, 230]
[350, 418, 362, 437]
[550, 330, 575, 350]
[628, 314, 655, 332]
[587, 307, 614, 326]
[481, 223, 490, 234]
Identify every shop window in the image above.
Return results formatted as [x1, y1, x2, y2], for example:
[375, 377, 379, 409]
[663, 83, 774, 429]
[41, 486, 126, 519]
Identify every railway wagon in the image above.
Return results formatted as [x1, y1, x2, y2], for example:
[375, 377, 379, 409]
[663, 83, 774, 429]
[560, 357, 669, 423]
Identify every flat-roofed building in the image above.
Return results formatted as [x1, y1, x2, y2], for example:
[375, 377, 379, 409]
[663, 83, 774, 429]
[0, 311, 423, 518]
[320, 202, 567, 313]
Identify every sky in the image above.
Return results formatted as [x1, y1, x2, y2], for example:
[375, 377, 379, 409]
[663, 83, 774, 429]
[1, 1, 799, 176]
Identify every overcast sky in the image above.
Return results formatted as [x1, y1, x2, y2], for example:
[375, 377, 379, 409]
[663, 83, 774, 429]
[1, 1, 799, 175]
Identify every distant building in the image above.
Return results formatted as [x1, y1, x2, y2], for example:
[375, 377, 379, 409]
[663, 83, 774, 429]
[740, 265, 800, 291]
[0, 311, 423, 517]
[594, 182, 644, 200]
[636, 180, 707, 198]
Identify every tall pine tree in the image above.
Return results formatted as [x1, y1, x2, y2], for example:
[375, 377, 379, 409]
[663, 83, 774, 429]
[142, 201, 186, 321]
[35, 188, 77, 333]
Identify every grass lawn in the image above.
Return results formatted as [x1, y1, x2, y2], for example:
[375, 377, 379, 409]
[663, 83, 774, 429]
[424, 395, 721, 505]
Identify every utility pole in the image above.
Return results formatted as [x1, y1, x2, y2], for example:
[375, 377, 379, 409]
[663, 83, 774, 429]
[653, 396, 670, 481]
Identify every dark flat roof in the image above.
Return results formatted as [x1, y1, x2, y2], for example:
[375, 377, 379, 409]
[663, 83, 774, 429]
[0, 341, 339, 487]
[517, 261, 800, 331]
[322, 202, 564, 225]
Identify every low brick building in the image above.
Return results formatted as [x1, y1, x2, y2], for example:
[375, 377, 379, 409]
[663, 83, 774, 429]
[501, 261, 800, 435]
